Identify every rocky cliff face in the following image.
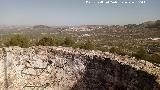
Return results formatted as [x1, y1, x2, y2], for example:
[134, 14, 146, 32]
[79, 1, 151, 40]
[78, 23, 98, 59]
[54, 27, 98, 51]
[0, 46, 160, 90]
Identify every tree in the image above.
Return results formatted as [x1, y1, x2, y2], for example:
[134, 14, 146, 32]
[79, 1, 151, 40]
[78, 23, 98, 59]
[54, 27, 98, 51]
[5, 35, 30, 48]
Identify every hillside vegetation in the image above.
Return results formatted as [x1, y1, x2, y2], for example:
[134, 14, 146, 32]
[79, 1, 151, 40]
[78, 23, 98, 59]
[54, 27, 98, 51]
[0, 20, 160, 64]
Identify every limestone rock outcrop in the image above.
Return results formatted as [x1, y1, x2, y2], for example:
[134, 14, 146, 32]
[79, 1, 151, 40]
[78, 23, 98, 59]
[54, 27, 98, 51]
[0, 46, 160, 90]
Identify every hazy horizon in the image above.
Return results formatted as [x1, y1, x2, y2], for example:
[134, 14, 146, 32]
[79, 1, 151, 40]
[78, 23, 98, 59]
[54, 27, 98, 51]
[0, 0, 160, 26]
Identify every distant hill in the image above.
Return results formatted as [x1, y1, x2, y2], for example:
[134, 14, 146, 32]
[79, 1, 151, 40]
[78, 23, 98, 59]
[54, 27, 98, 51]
[32, 25, 51, 29]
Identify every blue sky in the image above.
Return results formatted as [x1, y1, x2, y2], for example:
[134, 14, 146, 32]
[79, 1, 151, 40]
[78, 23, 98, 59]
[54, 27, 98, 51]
[0, 0, 160, 25]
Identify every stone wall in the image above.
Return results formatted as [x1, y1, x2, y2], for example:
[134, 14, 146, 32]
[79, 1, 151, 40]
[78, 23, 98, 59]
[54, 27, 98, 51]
[0, 46, 160, 90]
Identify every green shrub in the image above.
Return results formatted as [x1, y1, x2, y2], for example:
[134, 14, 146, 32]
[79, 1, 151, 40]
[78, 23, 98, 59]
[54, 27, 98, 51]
[36, 37, 55, 46]
[110, 47, 118, 53]
[132, 47, 150, 60]
[54, 38, 64, 46]
[0, 41, 3, 48]
[150, 54, 160, 64]
[63, 37, 75, 47]
[79, 40, 96, 50]
[109, 47, 126, 56]
[72, 42, 80, 49]
[97, 47, 109, 52]
[5, 35, 30, 48]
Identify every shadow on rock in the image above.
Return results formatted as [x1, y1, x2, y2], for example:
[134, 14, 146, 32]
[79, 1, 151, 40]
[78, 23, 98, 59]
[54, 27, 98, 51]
[71, 55, 160, 90]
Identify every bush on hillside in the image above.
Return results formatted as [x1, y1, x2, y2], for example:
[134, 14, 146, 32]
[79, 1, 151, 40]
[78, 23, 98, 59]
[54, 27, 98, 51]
[36, 37, 55, 46]
[5, 35, 30, 48]
[109, 47, 126, 56]
[79, 40, 96, 50]
[150, 54, 160, 64]
[132, 47, 150, 60]
[63, 37, 75, 47]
